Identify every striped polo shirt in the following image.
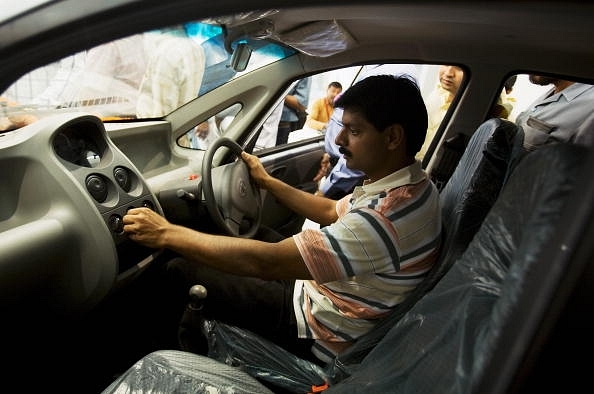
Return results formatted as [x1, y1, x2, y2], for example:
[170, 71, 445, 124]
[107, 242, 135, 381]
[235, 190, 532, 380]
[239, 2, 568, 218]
[292, 160, 442, 362]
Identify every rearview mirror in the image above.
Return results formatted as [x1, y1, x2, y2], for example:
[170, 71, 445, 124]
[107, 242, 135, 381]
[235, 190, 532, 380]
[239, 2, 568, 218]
[230, 42, 252, 72]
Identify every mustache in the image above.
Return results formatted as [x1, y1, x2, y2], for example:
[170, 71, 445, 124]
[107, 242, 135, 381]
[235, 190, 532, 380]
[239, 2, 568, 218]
[339, 147, 351, 157]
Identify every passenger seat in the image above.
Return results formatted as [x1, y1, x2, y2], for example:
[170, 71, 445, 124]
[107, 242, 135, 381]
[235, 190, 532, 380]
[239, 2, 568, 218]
[325, 143, 591, 393]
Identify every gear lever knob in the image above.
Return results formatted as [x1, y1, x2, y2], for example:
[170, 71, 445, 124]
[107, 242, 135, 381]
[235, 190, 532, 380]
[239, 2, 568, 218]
[189, 284, 207, 310]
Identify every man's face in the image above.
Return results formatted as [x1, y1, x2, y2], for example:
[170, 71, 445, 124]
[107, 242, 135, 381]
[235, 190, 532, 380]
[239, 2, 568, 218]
[335, 108, 391, 178]
[438, 65, 464, 94]
[326, 86, 343, 105]
[529, 75, 559, 86]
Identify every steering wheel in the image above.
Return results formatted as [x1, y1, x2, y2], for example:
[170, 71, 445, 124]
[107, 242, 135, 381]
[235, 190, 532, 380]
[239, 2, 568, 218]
[201, 137, 262, 238]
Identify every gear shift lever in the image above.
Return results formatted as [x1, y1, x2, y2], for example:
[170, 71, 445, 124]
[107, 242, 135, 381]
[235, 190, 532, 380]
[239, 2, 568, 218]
[189, 284, 207, 310]
[178, 284, 209, 354]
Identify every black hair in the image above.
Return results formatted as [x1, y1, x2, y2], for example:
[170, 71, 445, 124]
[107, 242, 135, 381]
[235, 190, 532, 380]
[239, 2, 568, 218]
[329, 81, 343, 90]
[504, 75, 517, 93]
[334, 74, 428, 156]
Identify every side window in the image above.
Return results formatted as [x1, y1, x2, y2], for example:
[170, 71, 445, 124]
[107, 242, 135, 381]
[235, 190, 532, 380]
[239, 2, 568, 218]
[257, 64, 448, 152]
[260, 68, 359, 150]
[504, 74, 552, 122]
[177, 103, 241, 150]
[256, 64, 464, 160]
[504, 74, 594, 153]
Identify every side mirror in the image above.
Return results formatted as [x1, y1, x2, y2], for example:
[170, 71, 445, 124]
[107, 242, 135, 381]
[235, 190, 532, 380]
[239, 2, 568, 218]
[230, 42, 252, 72]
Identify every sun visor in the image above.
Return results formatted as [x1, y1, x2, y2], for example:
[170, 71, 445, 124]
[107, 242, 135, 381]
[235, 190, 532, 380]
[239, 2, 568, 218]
[272, 20, 357, 57]
[208, 12, 356, 58]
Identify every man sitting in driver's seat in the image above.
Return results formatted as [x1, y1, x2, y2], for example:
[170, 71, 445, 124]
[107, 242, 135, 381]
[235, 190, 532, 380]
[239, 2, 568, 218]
[123, 74, 442, 364]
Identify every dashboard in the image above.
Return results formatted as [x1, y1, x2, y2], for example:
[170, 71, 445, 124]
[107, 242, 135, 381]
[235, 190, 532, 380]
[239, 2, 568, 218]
[0, 113, 162, 318]
[51, 119, 158, 248]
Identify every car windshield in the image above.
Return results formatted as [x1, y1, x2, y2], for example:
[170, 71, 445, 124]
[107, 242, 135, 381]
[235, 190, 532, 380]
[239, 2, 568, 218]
[0, 19, 294, 132]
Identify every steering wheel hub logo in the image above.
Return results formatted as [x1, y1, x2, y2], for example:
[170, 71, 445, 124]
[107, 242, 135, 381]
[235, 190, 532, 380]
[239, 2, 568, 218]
[239, 179, 247, 197]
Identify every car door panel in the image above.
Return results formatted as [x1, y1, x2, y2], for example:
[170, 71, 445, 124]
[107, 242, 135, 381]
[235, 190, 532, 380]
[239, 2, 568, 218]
[255, 137, 326, 237]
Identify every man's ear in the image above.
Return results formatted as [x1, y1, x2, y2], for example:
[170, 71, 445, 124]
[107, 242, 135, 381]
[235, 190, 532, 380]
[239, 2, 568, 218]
[386, 124, 405, 150]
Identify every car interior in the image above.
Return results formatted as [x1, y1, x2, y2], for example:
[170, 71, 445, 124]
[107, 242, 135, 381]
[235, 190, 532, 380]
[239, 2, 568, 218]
[1, 1, 594, 393]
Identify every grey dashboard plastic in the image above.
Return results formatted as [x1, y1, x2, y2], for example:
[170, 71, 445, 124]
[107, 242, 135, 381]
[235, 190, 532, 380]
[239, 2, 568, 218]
[0, 113, 162, 317]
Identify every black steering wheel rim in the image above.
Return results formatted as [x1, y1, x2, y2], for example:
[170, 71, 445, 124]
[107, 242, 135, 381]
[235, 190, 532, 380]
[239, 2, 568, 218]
[201, 137, 262, 238]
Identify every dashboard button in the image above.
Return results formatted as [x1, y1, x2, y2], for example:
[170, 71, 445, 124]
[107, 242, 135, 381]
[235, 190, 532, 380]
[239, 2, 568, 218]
[108, 214, 124, 234]
[114, 167, 131, 192]
[86, 174, 108, 202]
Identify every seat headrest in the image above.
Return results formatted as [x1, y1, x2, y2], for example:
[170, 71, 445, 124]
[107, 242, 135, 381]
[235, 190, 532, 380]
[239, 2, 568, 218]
[441, 118, 518, 235]
[439, 118, 518, 267]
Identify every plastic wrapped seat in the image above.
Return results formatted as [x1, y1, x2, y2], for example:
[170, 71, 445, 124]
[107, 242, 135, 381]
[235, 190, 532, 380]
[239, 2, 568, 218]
[102, 349, 273, 394]
[325, 143, 590, 393]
